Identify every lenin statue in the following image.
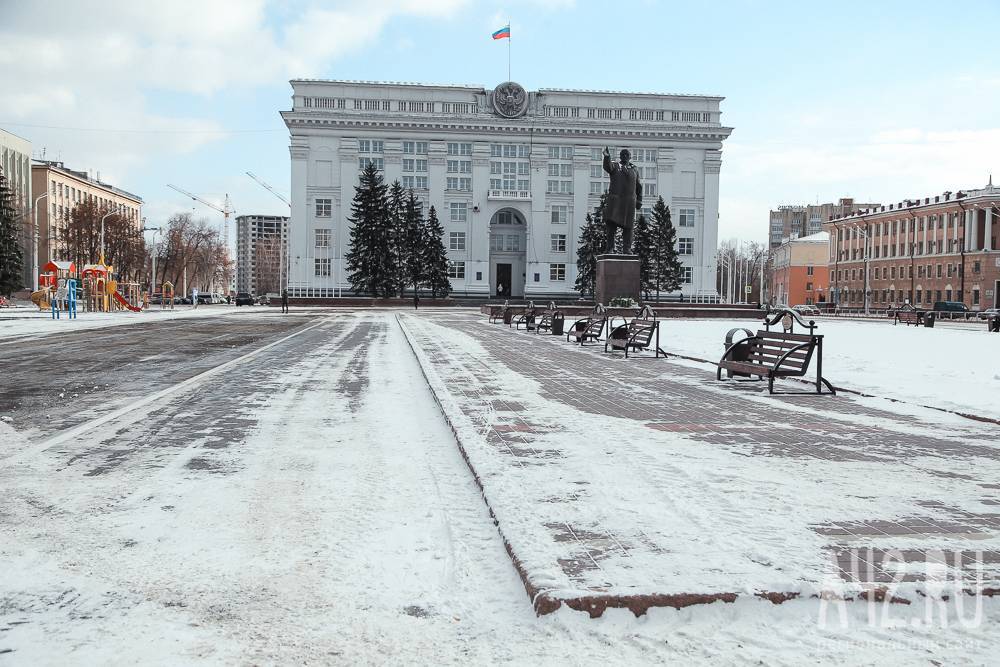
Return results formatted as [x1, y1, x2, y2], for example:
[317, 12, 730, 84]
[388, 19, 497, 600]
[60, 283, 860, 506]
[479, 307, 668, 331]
[602, 147, 643, 254]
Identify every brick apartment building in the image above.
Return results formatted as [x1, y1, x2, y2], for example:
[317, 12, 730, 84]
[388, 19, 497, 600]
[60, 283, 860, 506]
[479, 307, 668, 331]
[825, 181, 1000, 311]
[769, 231, 830, 306]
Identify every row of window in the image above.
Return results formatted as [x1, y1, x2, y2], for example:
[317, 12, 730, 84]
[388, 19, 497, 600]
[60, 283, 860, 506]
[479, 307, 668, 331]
[49, 179, 139, 220]
[302, 97, 479, 115]
[312, 257, 696, 286]
[544, 106, 713, 124]
[355, 140, 665, 163]
[315, 199, 698, 237]
[835, 259, 986, 282]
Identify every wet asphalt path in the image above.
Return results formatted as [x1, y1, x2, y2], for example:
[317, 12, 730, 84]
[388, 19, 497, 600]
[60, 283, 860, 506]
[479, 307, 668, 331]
[0, 311, 321, 440]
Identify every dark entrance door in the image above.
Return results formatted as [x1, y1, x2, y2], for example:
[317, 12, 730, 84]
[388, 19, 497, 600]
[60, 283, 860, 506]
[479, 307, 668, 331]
[496, 264, 511, 297]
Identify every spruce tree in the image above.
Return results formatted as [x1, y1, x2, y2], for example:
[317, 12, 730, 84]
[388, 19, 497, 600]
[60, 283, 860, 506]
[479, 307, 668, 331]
[402, 190, 426, 303]
[632, 212, 654, 299]
[344, 163, 394, 297]
[650, 196, 683, 299]
[574, 194, 607, 297]
[0, 170, 24, 297]
[422, 205, 451, 299]
[386, 180, 407, 297]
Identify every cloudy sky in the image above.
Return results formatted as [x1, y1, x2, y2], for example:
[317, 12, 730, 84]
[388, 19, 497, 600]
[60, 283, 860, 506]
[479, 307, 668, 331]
[2, 0, 998, 245]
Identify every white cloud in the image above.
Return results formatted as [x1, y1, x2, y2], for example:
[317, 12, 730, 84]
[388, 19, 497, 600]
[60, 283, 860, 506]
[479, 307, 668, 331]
[0, 0, 469, 183]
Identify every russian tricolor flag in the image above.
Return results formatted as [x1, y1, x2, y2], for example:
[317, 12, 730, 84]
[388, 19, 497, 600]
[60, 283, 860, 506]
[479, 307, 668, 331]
[492, 24, 510, 40]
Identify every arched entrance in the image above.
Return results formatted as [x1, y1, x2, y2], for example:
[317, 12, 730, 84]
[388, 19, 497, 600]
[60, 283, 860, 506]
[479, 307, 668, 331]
[489, 208, 527, 298]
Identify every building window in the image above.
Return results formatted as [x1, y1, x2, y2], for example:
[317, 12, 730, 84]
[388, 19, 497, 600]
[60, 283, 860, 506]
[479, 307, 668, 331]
[401, 175, 428, 189]
[315, 198, 332, 217]
[402, 158, 427, 172]
[358, 139, 383, 153]
[447, 160, 472, 174]
[678, 209, 696, 227]
[449, 202, 467, 223]
[549, 263, 566, 281]
[551, 205, 568, 224]
[449, 231, 466, 251]
[447, 142, 472, 156]
[806, 282, 813, 291]
[806, 265, 814, 276]
[359, 157, 384, 171]
[590, 182, 604, 195]
[680, 266, 693, 284]
[448, 261, 466, 279]
[551, 234, 566, 252]
[446, 177, 471, 191]
[402, 141, 428, 154]
[678, 237, 694, 255]
[315, 228, 331, 247]
[314, 258, 331, 277]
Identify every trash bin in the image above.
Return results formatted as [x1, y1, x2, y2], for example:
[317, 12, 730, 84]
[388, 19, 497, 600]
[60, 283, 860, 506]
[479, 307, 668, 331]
[551, 311, 565, 336]
[723, 328, 754, 378]
[924, 311, 935, 328]
[503, 308, 514, 325]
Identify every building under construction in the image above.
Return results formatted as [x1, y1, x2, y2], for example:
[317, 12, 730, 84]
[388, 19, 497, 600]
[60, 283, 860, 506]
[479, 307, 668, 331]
[236, 214, 288, 296]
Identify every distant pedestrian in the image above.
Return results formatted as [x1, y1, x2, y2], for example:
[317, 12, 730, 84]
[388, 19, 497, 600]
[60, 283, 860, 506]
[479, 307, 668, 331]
[281, 288, 289, 314]
[192, 288, 199, 309]
[497, 283, 504, 299]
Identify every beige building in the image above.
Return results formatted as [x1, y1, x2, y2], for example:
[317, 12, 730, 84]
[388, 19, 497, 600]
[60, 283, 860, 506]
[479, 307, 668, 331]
[1, 129, 33, 288]
[769, 198, 879, 249]
[30, 161, 143, 270]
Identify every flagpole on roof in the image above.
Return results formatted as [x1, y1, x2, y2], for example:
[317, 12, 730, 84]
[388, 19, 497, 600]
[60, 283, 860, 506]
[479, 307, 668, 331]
[507, 21, 511, 81]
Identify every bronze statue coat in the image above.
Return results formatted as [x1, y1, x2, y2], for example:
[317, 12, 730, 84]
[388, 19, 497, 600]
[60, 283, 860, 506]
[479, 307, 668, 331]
[602, 153, 642, 229]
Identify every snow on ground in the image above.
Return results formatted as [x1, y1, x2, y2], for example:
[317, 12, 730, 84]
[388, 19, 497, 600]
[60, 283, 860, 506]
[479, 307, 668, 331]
[3, 311, 1000, 664]
[661, 316, 1000, 420]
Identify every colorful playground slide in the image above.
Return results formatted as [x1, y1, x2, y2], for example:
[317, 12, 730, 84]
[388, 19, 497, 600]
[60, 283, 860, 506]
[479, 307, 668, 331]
[112, 290, 142, 312]
[30, 289, 50, 310]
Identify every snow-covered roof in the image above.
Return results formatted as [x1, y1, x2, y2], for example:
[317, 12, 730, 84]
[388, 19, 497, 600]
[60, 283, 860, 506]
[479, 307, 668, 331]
[795, 231, 830, 243]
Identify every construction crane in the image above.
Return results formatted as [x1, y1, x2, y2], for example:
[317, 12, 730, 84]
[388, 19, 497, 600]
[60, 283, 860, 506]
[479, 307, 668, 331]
[246, 172, 291, 208]
[167, 184, 235, 248]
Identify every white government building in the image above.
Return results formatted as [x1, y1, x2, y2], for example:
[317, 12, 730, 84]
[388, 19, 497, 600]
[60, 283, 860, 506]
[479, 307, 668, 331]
[280, 80, 732, 299]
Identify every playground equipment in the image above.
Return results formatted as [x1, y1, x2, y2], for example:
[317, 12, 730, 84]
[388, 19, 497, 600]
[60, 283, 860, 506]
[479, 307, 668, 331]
[51, 278, 78, 319]
[161, 281, 175, 310]
[31, 287, 51, 310]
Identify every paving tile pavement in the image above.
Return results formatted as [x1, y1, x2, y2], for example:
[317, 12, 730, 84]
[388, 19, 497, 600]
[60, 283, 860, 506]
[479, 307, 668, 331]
[400, 311, 1000, 615]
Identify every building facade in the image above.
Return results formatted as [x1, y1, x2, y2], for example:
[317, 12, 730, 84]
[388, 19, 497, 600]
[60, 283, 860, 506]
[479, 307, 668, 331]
[236, 214, 289, 296]
[280, 80, 732, 298]
[769, 231, 830, 306]
[769, 198, 878, 249]
[30, 161, 143, 268]
[1, 129, 33, 289]
[825, 182, 1000, 311]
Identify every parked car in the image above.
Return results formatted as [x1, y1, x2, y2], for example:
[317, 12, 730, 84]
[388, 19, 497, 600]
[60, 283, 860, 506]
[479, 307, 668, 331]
[932, 301, 971, 318]
[793, 304, 820, 317]
[234, 292, 254, 306]
[977, 307, 1000, 320]
[257, 295, 271, 306]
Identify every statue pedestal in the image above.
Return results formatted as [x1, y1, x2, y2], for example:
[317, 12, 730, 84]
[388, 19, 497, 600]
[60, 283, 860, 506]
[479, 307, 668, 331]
[595, 254, 640, 306]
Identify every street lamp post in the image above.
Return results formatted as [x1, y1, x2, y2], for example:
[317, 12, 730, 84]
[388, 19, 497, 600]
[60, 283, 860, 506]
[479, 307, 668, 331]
[142, 225, 162, 295]
[852, 224, 871, 316]
[31, 192, 49, 291]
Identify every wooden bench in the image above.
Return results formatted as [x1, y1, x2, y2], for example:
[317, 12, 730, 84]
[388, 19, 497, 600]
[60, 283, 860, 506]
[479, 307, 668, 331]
[894, 309, 921, 326]
[512, 302, 537, 330]
[534, 303, 559, 334]
[717, 308, 835, 395]
[488, 303, 507, 324]
[604, 306, 662, 358]
[566, 315, 606, 345]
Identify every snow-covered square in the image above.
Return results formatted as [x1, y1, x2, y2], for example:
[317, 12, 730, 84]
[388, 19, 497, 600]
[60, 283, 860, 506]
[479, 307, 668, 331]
[2, 308, 999, 664]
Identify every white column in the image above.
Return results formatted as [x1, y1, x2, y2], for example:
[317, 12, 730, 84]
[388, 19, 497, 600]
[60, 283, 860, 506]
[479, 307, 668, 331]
[702, 150, 722, 296]
[964, 209, 973, 251]
[986, 208, 994, 251]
